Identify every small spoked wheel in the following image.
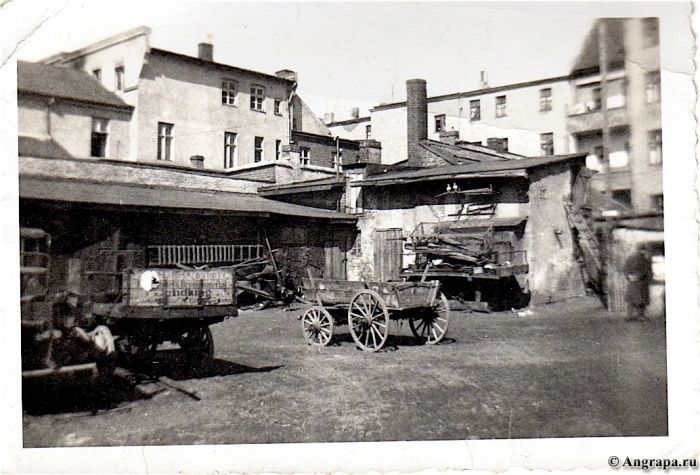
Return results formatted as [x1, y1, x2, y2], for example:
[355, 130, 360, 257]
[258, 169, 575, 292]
[179, 326, 214, 372]
[409, 292, 450, 344]
[348, 289, 390, 352]
[302, 306, 334, 347]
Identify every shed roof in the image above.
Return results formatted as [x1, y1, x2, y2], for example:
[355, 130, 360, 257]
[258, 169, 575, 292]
[419, 140, 524, 164]
[258, 176, 346, 196]
[20, 177, 356, 222]
[18, 136, 73, 159]
[356, 153, 587, 187]
[17, 61, 133, 110]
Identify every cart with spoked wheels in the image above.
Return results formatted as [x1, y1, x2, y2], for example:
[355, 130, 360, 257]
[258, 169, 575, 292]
[300, 274, 450, 352]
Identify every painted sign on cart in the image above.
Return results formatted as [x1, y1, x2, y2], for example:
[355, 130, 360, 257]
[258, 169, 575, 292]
[126, 268, 235, 307]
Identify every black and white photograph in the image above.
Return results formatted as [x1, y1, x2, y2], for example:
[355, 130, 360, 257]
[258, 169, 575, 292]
[1, 0, 697, 473]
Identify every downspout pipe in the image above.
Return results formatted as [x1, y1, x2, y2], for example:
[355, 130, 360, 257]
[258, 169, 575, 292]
[46, 97, 55, 138]
[287, 82, 297, 144]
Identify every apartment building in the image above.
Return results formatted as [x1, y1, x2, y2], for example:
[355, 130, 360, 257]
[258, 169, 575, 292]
[17, 61, 134, 161]
[42, 27, 297, 172]
[567, 17, 662, 212]
[348, 75, 573, 164]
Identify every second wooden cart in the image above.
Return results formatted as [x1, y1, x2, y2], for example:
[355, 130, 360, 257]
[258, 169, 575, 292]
[300, 275, 450, 352]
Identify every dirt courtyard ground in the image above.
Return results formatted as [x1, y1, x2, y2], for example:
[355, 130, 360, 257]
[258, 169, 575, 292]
[22, 296, 667, 447]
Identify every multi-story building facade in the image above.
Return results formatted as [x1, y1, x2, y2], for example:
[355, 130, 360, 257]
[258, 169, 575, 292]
[567, 17, 662, 212]
[17, 60, 134, 161]
[345, 75, 573, 164]
[327, 17, 662, 214]
[42, 27, 298, 172]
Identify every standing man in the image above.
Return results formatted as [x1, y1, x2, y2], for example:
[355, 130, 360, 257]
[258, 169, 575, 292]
[623, 243, 653, 322]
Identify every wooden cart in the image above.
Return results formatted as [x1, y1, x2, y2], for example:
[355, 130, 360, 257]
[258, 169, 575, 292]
[300, 275, 450, 352]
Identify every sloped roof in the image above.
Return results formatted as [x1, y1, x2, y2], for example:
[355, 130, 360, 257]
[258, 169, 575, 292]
[17, 61, 133, 110]
[356, 153, 588, 187]
[19, 177, 356, 222]
[149, 48, 294, 85]
[419, 139, 524, 165]
[258, 176, 346, 196]
[571, 18, 627, 75]
[18, 136, 73, 159]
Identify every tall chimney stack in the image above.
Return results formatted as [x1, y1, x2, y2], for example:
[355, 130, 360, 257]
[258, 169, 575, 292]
[198, 42, 213, 62]
[406, 79, 428, 166]
[479, 71, 489, 89]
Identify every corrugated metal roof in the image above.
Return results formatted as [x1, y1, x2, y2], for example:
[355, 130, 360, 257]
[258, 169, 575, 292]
[17, 61, 133, 110]
[356, 154, 587, 187]
[20, 177, 356, 222]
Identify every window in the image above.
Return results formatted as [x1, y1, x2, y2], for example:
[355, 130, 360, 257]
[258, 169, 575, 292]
[114, 66, 125, 91]
[648, 130, 662, 165]
[92, 69, 102, 81]
[487, 137, 508, 153]
[250, 85, 265, 111]
[646, 71, 661, 103]
[435, 114, 445, 133]
[222, 80, 237, 106]
[470, 99, 481, 121]
[300, 147, 310, 165]
[91, 118, 109, 158]
[594, 145, 604, 160]
[495, 95, 506, 117]
[652, 194, 664, 212]
[224, 132, 237, 168]
[606, 79, 627, 109]
[276, 140, 282, 160]
[274, 99, 282, 115]
[592, 87, 602, 111]
[254, 136, 264, 162]
[642, 17, 660, 48]
[540, 133, 554, 156]
[157, 122, 173, 161]
[365, 125, 372, 139]
[539, 88, 552, 111]
[612, 189, 632, 207]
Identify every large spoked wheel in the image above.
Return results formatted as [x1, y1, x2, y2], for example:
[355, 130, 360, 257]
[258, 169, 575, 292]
[302, 306, 334, 347]
[409, 292, 450, 345]
[348, 289, 390, 352]
[179, 326, 214, 371]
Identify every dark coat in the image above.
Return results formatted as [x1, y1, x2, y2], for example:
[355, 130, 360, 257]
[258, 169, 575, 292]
[623, 251, 652, 307]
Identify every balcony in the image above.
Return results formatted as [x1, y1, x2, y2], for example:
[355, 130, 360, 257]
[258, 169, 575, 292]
[567, 97, 629, 134]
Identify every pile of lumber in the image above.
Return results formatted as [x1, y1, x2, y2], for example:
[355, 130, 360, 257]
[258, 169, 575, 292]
[410, 226, 494, 266]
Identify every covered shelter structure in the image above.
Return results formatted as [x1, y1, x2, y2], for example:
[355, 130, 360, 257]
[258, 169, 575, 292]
[348, 153, 590, 309]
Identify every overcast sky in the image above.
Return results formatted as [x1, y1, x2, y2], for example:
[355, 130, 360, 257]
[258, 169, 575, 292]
[13, 1, 685, 120]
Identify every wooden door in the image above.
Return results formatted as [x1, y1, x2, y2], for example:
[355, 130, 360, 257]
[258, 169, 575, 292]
[324, 239, 346, 280]
[374, 228, 403, 281]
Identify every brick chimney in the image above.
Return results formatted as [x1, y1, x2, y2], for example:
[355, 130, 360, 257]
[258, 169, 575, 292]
[406, 79, 427, 166]
[357, 140, 382, 164]
[439, 130, 459, 146]
[198, 43, 213, 62]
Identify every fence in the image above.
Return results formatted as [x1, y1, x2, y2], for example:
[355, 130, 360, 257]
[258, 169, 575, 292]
[147, 244, 265, 267]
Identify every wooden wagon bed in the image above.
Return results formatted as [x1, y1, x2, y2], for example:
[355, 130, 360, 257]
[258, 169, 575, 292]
[300, 275, 450, 352]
